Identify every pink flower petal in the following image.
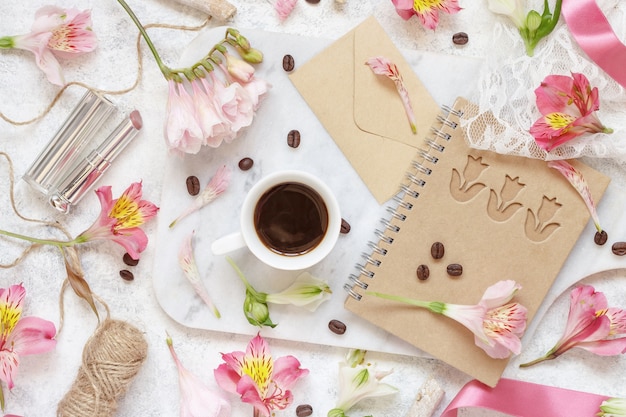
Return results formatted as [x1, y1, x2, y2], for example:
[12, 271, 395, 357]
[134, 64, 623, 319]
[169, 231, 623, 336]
[365, 56, 417, 134]
[548, 160, 602, 232]
[275, 0, 297, 21]
[8, 316, 57, 356]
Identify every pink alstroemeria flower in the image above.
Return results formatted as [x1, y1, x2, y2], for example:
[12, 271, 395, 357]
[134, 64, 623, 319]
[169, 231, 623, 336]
[0, 284, 57, 393]
[167, 335, 231, 417]
[165, 80, 205, 156]
[75, 181, 159, 260]
[548, 160, 602, 233]
[530, 72, 613, 152]
[391, 0, 462, 30]
[366, 56, 417, 134]
[369, 280, 528, 359]
[0, 6, 97, 85]
[520, 285, 626, 367]
[214, 333, 309, 417]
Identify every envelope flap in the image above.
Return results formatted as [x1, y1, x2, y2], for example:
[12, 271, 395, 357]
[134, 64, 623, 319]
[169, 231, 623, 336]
[353, 17, 440, 145]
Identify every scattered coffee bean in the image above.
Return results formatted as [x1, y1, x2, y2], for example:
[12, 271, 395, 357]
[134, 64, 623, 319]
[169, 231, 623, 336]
[452, 32, 469, 45]
[238, 157, 254, 171]
[123, 252, 139, 266]
[305, 0, 320, 3]
[296, 404, 313, 417]
[340, 218, 351, 234]
[282, 54, 295, 72]
[446, 263, 463, 277]
[594, 230, 608, 245]
[416, 264, 430, 280]
[287, 129, 301, 148]
[186, 175, 200, 196]
[612, 242, 626, 256]
[119, 269, 134, 281]
[328, 319, 347, 335]
[430, 242, 445, 259]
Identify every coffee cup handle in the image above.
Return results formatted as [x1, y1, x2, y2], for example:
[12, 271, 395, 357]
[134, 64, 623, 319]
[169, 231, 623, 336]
[211, 231, 246, 255]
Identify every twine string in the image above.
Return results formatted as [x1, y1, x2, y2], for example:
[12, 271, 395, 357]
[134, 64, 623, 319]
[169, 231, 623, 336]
[0, 19, 211, 126]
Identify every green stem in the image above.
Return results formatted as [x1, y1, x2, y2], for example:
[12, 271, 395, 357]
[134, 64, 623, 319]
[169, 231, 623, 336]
[225, 256, 261, 297]
[116, 0, 172, 78]
[366, 291, 445, 314]
[519, 352, 557, 368]
[0, 229, 77, 248]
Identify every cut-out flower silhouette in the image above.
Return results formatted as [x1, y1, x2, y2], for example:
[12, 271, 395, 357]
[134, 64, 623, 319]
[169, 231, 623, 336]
[530, 72, 612, 152]
[368, 280, 527, 358]
[520, 284, 626, 367]
[0, 6, 97, 85]
[391, 0, 461, 30]
[0, 284, 57, 410]
[214, 332, 308, 417]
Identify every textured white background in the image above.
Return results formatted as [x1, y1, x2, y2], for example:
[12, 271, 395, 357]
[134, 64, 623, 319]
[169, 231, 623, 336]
[1, 1, 625, 417]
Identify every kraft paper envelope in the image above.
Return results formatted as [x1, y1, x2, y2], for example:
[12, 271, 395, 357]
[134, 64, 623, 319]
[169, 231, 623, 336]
[289, 16, 441, 204]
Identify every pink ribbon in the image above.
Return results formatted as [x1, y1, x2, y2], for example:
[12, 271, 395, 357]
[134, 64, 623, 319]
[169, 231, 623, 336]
[561, 0, 626, 89]
[441, 378, 609, 417]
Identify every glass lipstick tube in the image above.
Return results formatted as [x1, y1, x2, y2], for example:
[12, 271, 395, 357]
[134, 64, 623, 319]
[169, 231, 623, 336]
[23, 90, 115, 194]
[48, 110, 143, 214]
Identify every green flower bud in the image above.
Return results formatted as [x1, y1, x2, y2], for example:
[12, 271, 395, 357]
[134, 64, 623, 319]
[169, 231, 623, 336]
[526, 10, 542, 33]
[239, 47, 264, 64]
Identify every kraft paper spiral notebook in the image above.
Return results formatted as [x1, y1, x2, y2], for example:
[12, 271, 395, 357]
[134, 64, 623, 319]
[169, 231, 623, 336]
[343, 97, 611, 387]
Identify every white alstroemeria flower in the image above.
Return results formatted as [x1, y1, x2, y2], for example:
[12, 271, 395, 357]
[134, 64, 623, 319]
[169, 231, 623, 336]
[265, 272, 332, 312]
[327, 349, 397, 417]
[487, 0, 526, 27]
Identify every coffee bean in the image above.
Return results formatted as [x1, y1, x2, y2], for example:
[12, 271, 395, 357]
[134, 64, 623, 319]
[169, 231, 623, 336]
[287, 129, 301, 148]
[452, 32, 469, 45]
[123, 252, 139, 266]
[296, 404, 313, 417]
[238, 157, 254, 171]
[282, 54, 295, 72]
[612, 242, 626, 256]
[305, 0, 320, 3]
[594, 230, 608, 245]
[430, 242, 445, 259]
[416, 264, 430, 280]
[119, 269, 134, 281]
[328, 319, 346, 335]
[186, 175, 200, 196]
[340, 218, 351, 234]
[446, 263, 463, 277]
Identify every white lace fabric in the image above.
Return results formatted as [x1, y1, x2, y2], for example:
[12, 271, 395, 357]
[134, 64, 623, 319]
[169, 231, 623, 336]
[463, 0, 626, 161]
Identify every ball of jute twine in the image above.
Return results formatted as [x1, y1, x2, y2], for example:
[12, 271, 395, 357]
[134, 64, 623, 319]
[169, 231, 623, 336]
[56, 318, 148, 417]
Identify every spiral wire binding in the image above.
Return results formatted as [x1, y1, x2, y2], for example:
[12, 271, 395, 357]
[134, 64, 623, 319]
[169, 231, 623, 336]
[345, 103, 460, 300]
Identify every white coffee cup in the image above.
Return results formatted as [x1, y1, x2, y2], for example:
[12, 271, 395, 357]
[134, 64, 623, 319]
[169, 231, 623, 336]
[211, 170, 341, 270]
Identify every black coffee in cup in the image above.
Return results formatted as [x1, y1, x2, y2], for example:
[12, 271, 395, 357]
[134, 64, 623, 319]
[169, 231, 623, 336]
[254, 182, 329, 256]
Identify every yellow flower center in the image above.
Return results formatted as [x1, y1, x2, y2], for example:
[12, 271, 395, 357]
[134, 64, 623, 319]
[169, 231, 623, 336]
[413, 0, 446, 12]
[110, 196, 144, 230]
[241, 356, 273, 398]
[0, 303, 20, 342]
[545, 112, 576, 130]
